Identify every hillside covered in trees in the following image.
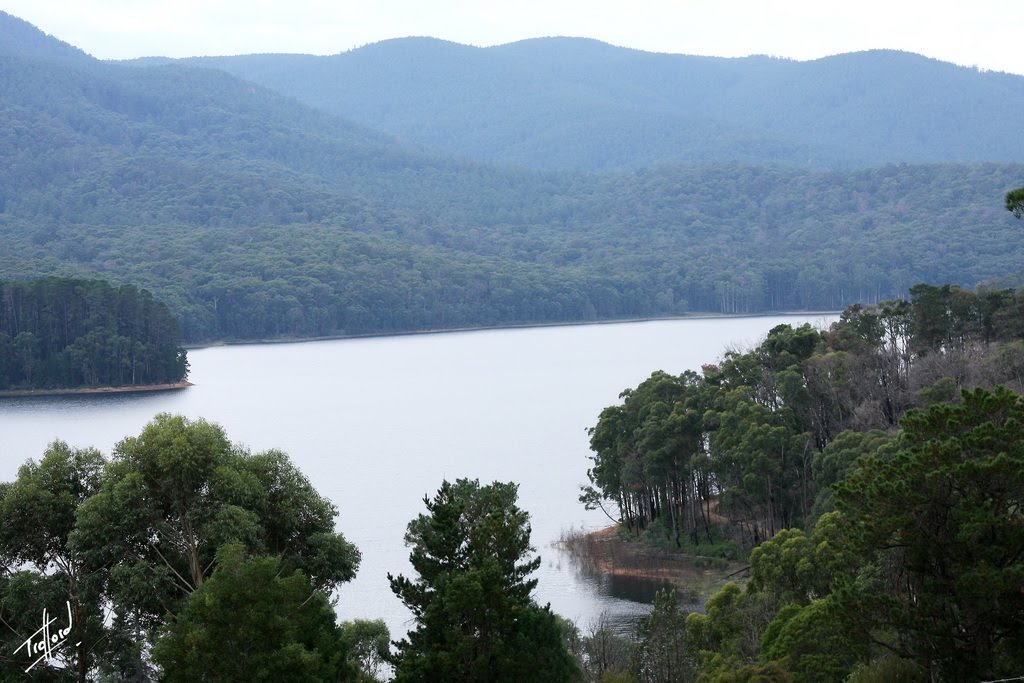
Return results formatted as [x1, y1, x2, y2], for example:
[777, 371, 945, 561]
[1, 11, 1023, 343]
[145, 38, 1024, 171]
[0, 277, 188, 391]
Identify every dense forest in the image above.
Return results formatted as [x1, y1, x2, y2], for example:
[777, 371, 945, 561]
[5, 163, 1021, 343]
[2, 12, 1024, 343]
[150, 38, 1024, 171]
[0, 277, 187, 391]
[580, 282, 1024, 680]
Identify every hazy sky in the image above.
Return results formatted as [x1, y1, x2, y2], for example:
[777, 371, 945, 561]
[3, 0, 1023, 75]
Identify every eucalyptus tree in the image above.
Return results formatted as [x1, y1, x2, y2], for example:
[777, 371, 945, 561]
[0, 442, 107, 682]
[69, 413, 359, 633]
[151, 543, 365, 683]
[584, 370, 710, 542]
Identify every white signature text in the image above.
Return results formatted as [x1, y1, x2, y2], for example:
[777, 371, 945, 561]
[14, 601, 79, 672]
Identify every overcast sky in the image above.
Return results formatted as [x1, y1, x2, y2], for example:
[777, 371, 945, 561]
[3, 0, 1023, 75]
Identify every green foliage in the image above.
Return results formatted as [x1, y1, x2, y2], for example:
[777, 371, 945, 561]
[809, 430, 893, 518]
[915, 375, 958, 406]
[586, 370, 710, 543]
[2, 19, 1024, 342]
[844, 657, 923, 683]
[151, 543, 358, 682]
[746, 530, 820, 604]
[587, 284, 1024, 558]
[758, 598, 868, 683]
[588, 284, 1024, 682]
[0, 571, 81, 682]
[677, 514, 867, 682]
[614, 384, 1024, 682]
[706, 389, 811, 544]
[632, 590, 698, 683]
[684, 582, 781, 676]
[0, 277, 187, 390]
[1007, 186, 1024, 218]
[337, 619, 391, 682]
[0, 442, 108, 682]
[69, 413, 359, 631]
[0, 441, 104, 568]
[703, 661, 793, 683]
[835, 387, 1024, 680]
[389, 478, 581, 682]
[0, 417, 362, 680]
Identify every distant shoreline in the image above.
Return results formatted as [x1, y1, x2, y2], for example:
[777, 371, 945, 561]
[0, 381, 193, 399]
[185, 311, 839, 350]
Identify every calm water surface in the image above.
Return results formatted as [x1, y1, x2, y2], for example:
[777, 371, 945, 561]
[0, 315, 833, 637]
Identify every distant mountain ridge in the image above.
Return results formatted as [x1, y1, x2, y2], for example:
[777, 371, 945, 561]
[137, 37, 1024, 171]
[2, 12, 1023, 343]
[0, 11, 91, 61]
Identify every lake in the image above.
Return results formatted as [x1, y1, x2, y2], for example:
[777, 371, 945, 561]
[0, 315, 833, 638]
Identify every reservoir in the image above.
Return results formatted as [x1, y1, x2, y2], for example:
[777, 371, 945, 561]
[0, 315, 833, 638]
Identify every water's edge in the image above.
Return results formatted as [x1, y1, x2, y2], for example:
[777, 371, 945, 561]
[184, 311, 840, 349]
[0, 381, 193, 399]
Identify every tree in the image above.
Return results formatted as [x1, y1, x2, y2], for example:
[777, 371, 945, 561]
[758, 597, 867, 683]
[0, 418, 362, 681]
[388, 479, 581, 682]
[633, 590, 697, 683]
[337, 619, 391, 682]
[834, 387, 1024, 680]
[1007, 186, 1024, 219]
[151, 543, 360, 682]
[574, 612, 635, 682]
[0, 278, 187, 391]
[0, 442, 107, 683]
[69, 414, 359, 642]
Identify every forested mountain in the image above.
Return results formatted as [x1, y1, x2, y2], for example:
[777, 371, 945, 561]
[146, 37, 1024, 171]
[1, 12, 1023, 343]
[0, 10, 89, 62]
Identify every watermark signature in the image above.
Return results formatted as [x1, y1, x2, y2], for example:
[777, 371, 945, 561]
[13, 601, 79, 672]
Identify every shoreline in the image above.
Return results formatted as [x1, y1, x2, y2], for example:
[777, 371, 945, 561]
[0, 381, 193, 399]
[185, 310, 839, 350]
[560, 525, 747, 593]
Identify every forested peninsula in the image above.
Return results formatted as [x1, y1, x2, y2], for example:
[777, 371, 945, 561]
[579, 282, 1024, 681]
[0, 278, 188, 392]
